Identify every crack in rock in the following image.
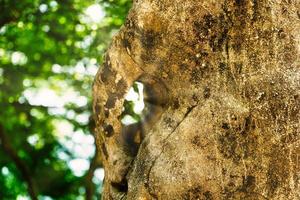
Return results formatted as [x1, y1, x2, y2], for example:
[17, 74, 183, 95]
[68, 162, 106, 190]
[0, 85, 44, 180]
[145, 104, 198, 198]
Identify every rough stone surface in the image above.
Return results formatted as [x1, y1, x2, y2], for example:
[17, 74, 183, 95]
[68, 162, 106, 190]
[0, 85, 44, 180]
[93, 0, 300, 199]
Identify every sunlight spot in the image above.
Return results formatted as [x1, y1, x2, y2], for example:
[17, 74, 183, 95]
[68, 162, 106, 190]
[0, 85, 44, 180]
[68, 159, 90, 177]
[121, 82, 145, 125]
[18, 96, 26, 104]
[23, 79, 32, 87]
[48, 107, 67, 116]
[11, 51, 27, 65]
[0, 48, 5, 57]
[76, 112, 90, 125]
[0, 68, 3, 84]
[17, 22, 24, 28]
[75, 24, 85, 32]
[54, 120, 73, 138]
[39, 4, 48, 13]
[125, 88, 139, 101]
[52, 64, 62, 73]
[81, 35, 93, 49]
[91, 24, 98, 30]
[76, 96, 88, 107]
[39, 196, 53, 200]
[133, 82, 145, 114]
[93, 168, 105, 184]
[86, 58, 98, 76]
[86, 64, 98, 76]
[71, 130, 95, 158]
[1, 166, 9, 176]
[57, 150, 70, 161]
[75, 62, 86, 73]
[54, 120, 95, 160]
[24, 88, 62, 107]
[90, 58, 97, 64]
[59, 17, 67, 24]
[73, 144, 95, 159]
[42, 25, 50, 32]
[72, 130, 87, 144]
[49, 1, 57, 8]
[85, 4, 105, 23]
[17, 195, 30, 200]
[30, 108, 45, 119]
[0, 26, 7, 34]
[121, 114, 139, 125]
[23, 85, 87, 108]
[27, 133, 44, 149]
[66, 110, 76, 119]
[27, 134, 39, 146]
[78, 187, 85, 195]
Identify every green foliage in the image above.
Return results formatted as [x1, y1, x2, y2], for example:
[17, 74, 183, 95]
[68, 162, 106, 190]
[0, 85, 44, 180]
[0, 0, 131, 199]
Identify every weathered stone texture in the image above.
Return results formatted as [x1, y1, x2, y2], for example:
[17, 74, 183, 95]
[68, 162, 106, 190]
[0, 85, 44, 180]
[93, 0, 300, 199]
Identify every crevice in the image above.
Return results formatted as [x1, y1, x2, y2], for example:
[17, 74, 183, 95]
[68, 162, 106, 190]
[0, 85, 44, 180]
[111, 180, 128, 193]
[222, 1, 231, 64]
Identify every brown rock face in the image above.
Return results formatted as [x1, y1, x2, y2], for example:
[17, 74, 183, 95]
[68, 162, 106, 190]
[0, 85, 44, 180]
[93, 0, 300, 199]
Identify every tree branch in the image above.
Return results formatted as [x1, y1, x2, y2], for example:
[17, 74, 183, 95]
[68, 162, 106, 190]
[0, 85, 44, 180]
[0, 124, 38, 200]
[85, 151, 102, 200]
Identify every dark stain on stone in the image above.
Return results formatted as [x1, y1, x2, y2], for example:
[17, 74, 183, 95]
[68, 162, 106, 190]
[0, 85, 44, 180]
[103, 123, 114, 137]
[182, 186, 213, 200]
[266, 146, 289, 197]
[164, 117, 176, 128]
[217, 27, 229, 51]
[140, 52, 156, 64]
[140, 29, 158, 50]
[104, 109, 109, 118]
[234, 62, 243, 74]
[203, 87, 211, 99]
[95, 104, 101, 115]
[193, 14, 213, 41]
[267, 168, 280, 195]
[191, 135, 206, 148]
[122, 38, 131, 51]
[101, 143, 108, 159]
[203, 191, 213, 200]
[190, 68, 204, 84]
[231, 114, 238, 121]
[235, 0, 245, 6]
[173, 99, 180, 109]
[240, 175, 256, 193]
[117, 78, 128, 92]
[219, 62, 227, 72]
[179, 63, 189, 70]
[222, 122, 230, 130]
[278, 29, 286, 39]
[105, 94, 118, 109]
[218, 131, 242, 162]
[192, 94, 199, 102]
[252, 0, 259, 21]
[182, 186, 202, 200]
[101, 55, 115, 83]
[241, 116, 252, 134]
[193, 14, 229, 52]
[210, 28, 229, 52]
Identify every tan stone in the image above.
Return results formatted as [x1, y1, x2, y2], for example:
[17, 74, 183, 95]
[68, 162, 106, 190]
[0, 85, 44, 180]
[93, 0, 300, 199]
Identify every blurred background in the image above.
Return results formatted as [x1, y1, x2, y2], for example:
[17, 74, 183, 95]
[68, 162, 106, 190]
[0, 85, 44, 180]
[0, 0, 131, 199]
